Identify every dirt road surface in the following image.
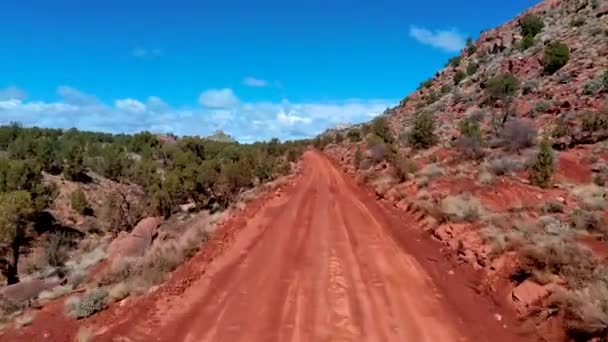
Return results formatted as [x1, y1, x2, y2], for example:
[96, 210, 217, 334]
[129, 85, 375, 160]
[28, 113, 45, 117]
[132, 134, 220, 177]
[2, 151, 527, 341]
[92, 151, 524, 342]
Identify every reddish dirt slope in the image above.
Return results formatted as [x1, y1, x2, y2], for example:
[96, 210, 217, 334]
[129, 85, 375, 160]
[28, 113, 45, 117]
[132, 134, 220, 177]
[90, 151, 526, 342]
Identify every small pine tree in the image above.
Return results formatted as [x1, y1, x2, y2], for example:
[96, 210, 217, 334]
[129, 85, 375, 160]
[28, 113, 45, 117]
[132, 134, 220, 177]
[520, 34, 535, 51]
[454, 70, 467, 85]
[70, 189, 91, 215]
[392, 154, 412, 182]
[543, 41, 570, 75]
[347, 129, 361, 142]
[529, 138, 554, 188]
[465, 37, 476, 56]
[408, 112, 437, 149]
[371, 116, 394, 144]
[354, 148, 363, 170]
[63, 143, 86, 182]
[334, 132, 344, 144]
[458, 117, 482, 140]
[466, 62, 478, 76]
[519, 14, 544, 38]
[485, 73, 520, 103]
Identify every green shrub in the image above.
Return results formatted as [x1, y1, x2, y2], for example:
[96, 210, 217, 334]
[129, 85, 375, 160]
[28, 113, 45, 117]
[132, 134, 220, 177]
[552, 116, 572, 139]
[581, 111, 608, 132]
[334, 132, 343, 144]
[47, 231, 71, 267]
[458, 117, 482, 140]
[440, 84, 453, 94]
[418, 79, 433, 90]
[529, 137, 554, 188]
[392, 155, 414, 182]
[520, 34, 535, 51]
[466, 37, 476, 56]
[485, 73, 520, 102]
[371, 116, 394, 144]
[533, 100, 550, 115]
[408, 112, 437, 149]
[70, 189, 91, 215]
[347, 129, 361, 142]
[543, 41, 570, 74]
[63, 143, 87, 182]
[583, 79, 603, 95]
[522, 80, 539, 95]
[354, 148, 363, 170]
[519, 14, 544, 38]
[466, 62, 479, 76]
[454, 70, 467, 85]
[448, 56, 461, 68]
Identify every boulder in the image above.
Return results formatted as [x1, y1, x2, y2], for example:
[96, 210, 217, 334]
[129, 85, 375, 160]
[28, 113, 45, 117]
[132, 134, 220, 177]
[511, 280, 550, 315]
[107, 217, 163, 267]
[1, 278, 59, 303]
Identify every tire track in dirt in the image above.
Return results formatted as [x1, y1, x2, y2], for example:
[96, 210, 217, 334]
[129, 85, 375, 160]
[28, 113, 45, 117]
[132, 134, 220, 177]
[95, 150, 528, 342]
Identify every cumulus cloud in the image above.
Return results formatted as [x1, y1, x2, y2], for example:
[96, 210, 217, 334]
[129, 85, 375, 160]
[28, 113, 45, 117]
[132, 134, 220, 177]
[409, 26, 466, 52]
[0, 86, 394, 142]
[0, 86, 27, 101]
[243, 77, 268, 87]
[198, 88, 239, 109]
[115, 98, 146, 113]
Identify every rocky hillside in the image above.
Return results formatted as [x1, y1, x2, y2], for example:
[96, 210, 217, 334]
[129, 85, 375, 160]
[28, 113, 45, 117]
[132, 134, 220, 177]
[321, 0, 608, 341]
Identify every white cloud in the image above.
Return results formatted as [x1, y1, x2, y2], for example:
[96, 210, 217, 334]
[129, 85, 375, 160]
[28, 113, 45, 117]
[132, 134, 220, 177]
[198, 88, 239, 109]
[0, 86, 27, 101]
[0, 86, 394, 142]
[277, 109, 312, 125]
[409, 26, 466, 52]
[243, 77, 268, 87]
[132, 47, 162, 59]
[115, 98, 146, 113]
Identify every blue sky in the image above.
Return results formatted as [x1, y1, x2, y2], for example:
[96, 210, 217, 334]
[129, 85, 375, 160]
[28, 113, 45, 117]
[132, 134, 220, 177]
[0, 0, 539, 142]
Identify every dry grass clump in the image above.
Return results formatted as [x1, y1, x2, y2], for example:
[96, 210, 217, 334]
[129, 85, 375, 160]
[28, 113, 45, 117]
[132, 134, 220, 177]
[570, 209, 606, 234]
[419, 163, 444, 179]
[15, 313, 35, 328]
[519, 236, 597, 287]
[38, 284, 73, 302]
[487, 156, 525, 176]
[549, 278, 608, 339]
[108, 282, 130, 303]
[440, 194, 484, 222]
[480, 213, 608, 338]
[572, 184, 608, 211]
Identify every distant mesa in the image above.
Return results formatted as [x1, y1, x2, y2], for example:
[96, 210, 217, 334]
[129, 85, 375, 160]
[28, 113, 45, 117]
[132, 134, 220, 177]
[205, 130, 237, 143]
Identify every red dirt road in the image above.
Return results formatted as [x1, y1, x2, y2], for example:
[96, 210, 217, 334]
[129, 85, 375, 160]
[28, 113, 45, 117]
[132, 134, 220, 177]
[93, 151, 525, 342]
[2, 151, 527, 341]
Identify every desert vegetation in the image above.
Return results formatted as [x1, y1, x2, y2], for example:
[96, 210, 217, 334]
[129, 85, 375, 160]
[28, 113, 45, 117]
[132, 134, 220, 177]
[0, 123, 305, 327]
[317, 1, 608, 339]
